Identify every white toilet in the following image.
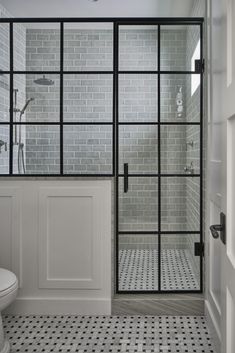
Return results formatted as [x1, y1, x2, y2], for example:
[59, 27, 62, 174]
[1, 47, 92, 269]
[0, 269, 18, 353]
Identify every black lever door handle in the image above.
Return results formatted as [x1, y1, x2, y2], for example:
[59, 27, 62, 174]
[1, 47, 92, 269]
[124, 163, 128, 193]
[210, 224, 221, 239]
[210, 212, 226, 244]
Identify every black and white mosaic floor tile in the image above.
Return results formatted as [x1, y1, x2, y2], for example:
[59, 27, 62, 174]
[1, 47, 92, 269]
[119, 249, 199, 291]
[3, 315, 216, 353]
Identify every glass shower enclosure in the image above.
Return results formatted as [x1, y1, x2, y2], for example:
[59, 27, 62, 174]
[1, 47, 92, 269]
[0, 17, 204, 294]
[116, 20, 203, 293]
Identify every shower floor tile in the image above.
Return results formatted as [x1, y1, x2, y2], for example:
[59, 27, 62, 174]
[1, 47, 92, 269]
[3, 315, 216, 353]
[119, 249, 199, 291]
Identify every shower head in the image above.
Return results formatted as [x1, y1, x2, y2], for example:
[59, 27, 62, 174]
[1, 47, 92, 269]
[34, 75, 54, 86]
[21, 97, 34, 116]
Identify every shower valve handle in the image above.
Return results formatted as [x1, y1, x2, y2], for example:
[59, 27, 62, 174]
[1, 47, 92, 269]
[0, 140, 7, 153]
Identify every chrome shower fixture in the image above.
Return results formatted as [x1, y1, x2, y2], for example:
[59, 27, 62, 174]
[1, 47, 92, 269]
[183, 162, 194, 174]
[34, 75, 54, 86]
[176, 86, 184, 118]
[20, 98, 35, 115]
[186, 140, 194, 148]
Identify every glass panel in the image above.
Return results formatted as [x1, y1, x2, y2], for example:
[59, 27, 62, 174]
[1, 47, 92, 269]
[160, 74, 200, 122]
[161, 125, 200, 174]
[15, 23, 60, 71]
[119, 177, 158, 231]
[64, 23, 113, 71]
[0, 75, 9, 122]
[119, 234, 158, 291]
[119, 25, 158, 71]
[13, 125, 60, 174]
[13, 74, 60, 123]
[63, 125, 112, 174]
[119, 74, 158, 122]
[0, 125, 9, 174]
[0, 23, 9, 71]
[161, 177, 200, 231]
[160, 25, 200, 71]
[13, 23, 26, 71]
[119, 125, 158, 174]
[64, 74, 112, 122]
[161, 234, 200, 290]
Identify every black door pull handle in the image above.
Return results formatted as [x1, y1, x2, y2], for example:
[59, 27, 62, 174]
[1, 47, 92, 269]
[124, 163, 128, 193]
[210, 212, 226, 244]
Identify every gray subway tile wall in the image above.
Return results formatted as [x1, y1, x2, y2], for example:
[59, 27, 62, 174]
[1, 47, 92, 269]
[119, 27, 158, 71]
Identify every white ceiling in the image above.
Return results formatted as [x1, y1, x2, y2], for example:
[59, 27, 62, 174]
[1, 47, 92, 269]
[0, 0, 194, 18]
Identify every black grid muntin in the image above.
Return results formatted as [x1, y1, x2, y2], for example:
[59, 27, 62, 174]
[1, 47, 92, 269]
[0, 17, 204, 23]
[1, 17, 204, 294]
[1, 70, 202, 75]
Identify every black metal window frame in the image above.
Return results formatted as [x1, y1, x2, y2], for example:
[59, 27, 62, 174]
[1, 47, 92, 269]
[0, 17, 204, 294]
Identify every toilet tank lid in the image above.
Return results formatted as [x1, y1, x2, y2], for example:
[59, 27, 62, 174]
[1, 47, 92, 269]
[0, 268, 17, 292]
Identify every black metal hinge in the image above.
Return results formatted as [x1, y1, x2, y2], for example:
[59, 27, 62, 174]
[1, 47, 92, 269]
[195, 59, 205, 73]
[194, 242, 204, 256]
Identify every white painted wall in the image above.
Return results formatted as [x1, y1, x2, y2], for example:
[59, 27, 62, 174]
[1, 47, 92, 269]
[0, 180, 112, 314]
[0, 0, 194, 18]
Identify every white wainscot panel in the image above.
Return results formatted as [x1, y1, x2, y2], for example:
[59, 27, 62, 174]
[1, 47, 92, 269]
[38, 186, 104, 289]
[0, 188, 22, 286]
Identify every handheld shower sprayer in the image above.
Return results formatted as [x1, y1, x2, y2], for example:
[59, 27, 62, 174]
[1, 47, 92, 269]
[17, 97, 34, 174]
[20, 97, 35, 117]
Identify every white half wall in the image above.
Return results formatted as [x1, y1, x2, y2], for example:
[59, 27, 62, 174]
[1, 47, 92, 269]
[0, 180, 112, 315]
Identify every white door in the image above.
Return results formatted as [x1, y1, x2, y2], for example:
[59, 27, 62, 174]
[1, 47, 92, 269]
[207, 0, 235, 352]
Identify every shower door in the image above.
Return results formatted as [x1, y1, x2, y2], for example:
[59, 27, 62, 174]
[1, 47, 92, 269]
[116, 20, 204, 293]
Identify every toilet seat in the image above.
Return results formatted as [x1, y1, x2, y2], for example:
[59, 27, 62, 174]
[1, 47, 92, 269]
[0, 268, 18, 298]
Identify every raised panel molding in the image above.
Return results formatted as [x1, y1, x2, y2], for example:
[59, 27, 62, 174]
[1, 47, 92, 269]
[38, 186, 104, 289]
[0, 187, 22, 287]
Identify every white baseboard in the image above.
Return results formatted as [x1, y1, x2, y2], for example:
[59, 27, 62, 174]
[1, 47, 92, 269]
[205, 300, 221, 353]
[4, 298, 111, 315]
